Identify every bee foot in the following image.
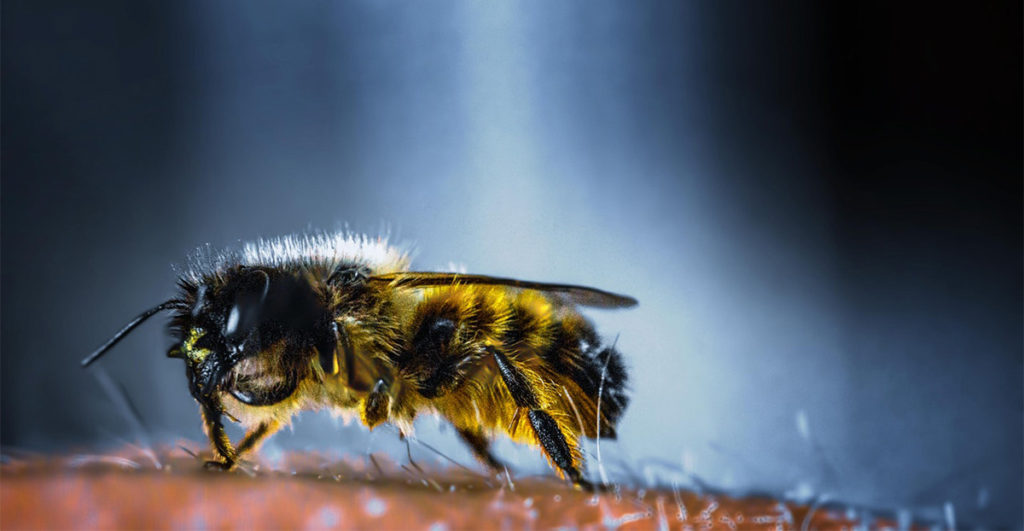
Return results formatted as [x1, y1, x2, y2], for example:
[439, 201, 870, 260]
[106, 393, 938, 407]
[572, 476, 609, 493]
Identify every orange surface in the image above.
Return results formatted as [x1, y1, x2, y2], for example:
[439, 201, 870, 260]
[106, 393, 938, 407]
[2, 445, 898, 530]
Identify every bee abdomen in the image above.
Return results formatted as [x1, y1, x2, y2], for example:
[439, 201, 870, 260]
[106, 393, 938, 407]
[538, 314, 630, 439]
[400, 286, 630, 440]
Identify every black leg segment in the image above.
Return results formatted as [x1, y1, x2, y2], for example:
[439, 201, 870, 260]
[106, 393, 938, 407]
[528, 410, 583, 483]
[490, 347, 590, 486]
[235, 420, 279, 456]
[201, 403, 237, 470]
[491, 347, 539, 409]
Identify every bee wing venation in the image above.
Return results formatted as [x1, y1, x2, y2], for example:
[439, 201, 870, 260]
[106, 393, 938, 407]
[368, 272, 637, 309]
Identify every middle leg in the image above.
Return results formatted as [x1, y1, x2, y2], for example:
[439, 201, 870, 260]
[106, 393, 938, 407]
[235, 419, 282, 457]
[455, 426, 505, 472]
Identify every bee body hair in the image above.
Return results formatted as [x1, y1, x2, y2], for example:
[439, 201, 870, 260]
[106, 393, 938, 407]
[86, 232, 632, 487]
[387, 285, 629, 479]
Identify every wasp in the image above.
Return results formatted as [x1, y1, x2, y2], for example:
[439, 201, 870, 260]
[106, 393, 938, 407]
[82, 233, 635, 488]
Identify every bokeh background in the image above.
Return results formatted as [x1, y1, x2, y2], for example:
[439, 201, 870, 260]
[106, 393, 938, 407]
[3, 1, 1020, 527]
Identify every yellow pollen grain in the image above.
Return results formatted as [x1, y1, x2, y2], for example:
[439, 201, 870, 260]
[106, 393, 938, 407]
[184, 327, 211, 363]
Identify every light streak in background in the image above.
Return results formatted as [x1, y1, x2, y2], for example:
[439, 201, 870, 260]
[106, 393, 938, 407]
[183, 0, 845, 509]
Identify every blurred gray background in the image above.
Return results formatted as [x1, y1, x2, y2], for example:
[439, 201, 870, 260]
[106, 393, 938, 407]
[3, 1, 1021, 526]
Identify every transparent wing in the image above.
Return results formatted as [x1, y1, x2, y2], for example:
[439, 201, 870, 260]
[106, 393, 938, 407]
[368, 272, 637, 309]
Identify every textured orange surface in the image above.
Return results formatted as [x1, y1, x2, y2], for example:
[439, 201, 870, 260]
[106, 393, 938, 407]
[1, 445, 897, 530]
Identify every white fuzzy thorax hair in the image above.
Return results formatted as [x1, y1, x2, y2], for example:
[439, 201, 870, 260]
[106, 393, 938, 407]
[182, 232, 410, 281]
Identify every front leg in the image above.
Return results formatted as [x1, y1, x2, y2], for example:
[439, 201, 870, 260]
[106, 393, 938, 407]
[202, 415, 281, 470]
[201, 404, 238, 470]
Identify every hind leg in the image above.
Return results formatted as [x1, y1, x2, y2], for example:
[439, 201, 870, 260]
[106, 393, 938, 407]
[526, 409, 598, 490]
[489, 347, 592, 487]
[396, 294, 593, 486]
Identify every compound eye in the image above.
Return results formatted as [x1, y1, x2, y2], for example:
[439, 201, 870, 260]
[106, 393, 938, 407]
[223, 270, 271, 341]
[224, 304, 241, 336]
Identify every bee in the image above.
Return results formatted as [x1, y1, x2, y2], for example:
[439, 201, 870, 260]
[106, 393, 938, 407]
[82, 232, 635, 488]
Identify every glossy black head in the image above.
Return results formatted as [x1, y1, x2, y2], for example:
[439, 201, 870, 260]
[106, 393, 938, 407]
[170, 267, 337, 408]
